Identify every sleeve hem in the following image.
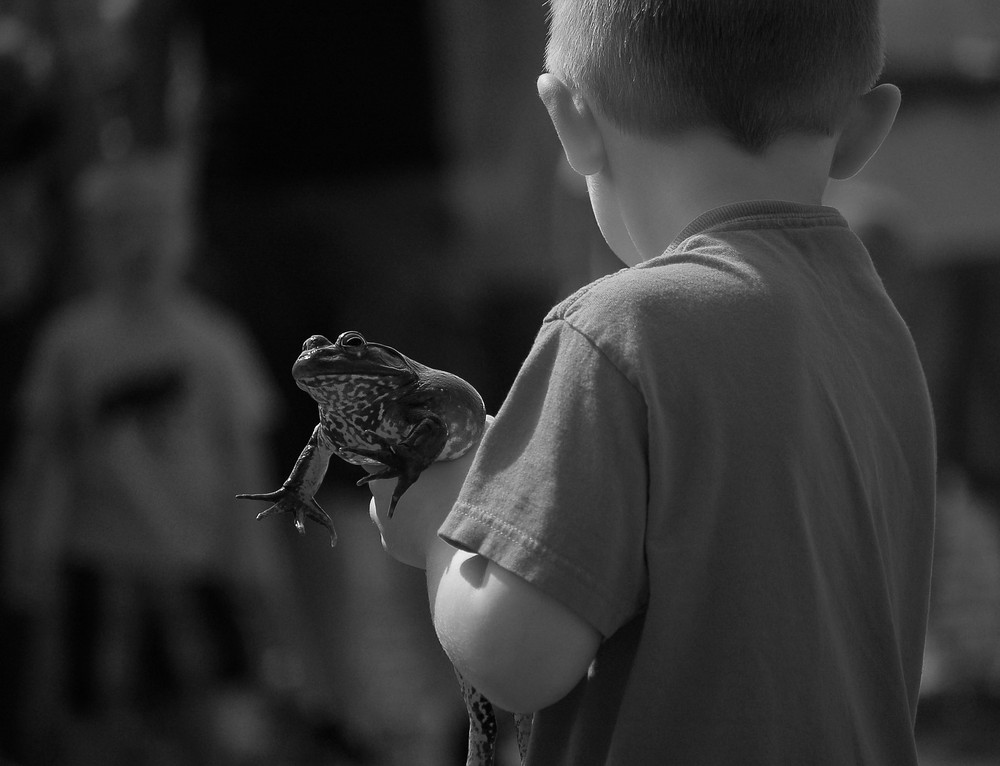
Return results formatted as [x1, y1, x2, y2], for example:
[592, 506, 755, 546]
[440, 502, 636, 638]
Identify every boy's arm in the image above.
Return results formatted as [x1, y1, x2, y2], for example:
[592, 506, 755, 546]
[426, 537, 601, 713]
[368, 441, 601, 714]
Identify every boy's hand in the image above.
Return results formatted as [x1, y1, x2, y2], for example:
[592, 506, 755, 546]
[368, 416, 492, 568]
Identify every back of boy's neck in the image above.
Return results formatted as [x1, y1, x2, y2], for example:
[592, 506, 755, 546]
[620, 130, 835, 253]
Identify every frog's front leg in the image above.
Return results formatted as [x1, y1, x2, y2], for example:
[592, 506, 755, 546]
[353, 412, 449, 517]
[237, 424, 337, 545]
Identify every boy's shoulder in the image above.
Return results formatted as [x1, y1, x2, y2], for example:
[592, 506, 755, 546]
[553, 202, 861, 327]
[546, 225, 765, 336]
[546, 266, 657, 341]
[546, 200, 872, 364]
[542, 254, 728, 377]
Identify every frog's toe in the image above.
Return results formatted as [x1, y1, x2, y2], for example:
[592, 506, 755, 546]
[254, 503, 281, 521]
[304, 502, 338, 547]
[386, 474, 417, 518]
[245, 491, 337, 546]
[254, 501, 296, 528]
[237, 488, 289, 524]
[355, 464, 399, 486]
[236, 488, 285, 503]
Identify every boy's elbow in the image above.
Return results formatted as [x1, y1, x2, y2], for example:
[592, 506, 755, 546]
[433, 558, 601, 714]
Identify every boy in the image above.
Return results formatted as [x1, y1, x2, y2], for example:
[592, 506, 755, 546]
[369, 1, 936, 764]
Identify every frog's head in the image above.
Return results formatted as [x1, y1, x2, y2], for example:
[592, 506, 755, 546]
[292, 331, 416, 401]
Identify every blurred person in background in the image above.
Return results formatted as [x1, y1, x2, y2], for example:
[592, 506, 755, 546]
[1, 153, 307, 765]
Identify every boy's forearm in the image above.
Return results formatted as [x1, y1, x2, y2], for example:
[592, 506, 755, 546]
[425, 540, 528, 710]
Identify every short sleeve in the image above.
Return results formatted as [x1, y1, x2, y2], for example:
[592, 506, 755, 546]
[441, 318, 649, 637]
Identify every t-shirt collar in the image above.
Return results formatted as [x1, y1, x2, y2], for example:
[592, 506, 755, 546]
[664, 200, 849, 255]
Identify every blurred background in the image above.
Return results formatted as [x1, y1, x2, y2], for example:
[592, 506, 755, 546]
[0, 0, 998, 764]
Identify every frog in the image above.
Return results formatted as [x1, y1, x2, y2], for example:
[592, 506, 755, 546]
[237, 330, 531, 766]
[237, 329, 486, 546]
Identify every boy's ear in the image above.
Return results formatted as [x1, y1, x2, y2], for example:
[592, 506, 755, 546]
[829, 83, 901, 180]
[537, 73, 606, 176]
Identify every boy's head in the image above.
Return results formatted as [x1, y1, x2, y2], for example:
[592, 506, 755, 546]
[545, 0, 885, 153]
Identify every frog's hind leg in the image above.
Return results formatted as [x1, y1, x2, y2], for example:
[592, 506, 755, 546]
[455, 670, 497, 766]
[513, 712, 533, 764]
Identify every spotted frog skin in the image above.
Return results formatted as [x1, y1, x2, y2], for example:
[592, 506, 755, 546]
[238, 330, 486, 545]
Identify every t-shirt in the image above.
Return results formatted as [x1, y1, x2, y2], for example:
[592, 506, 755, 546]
[441, 201, 936, 765]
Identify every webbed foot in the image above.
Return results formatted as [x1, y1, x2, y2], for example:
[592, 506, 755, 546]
[236, 487, 337, 546]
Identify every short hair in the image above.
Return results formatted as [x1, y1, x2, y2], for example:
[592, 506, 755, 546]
[545, 0, 885, 152]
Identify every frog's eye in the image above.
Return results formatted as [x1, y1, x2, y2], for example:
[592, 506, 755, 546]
[337, 331, 367, 349]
